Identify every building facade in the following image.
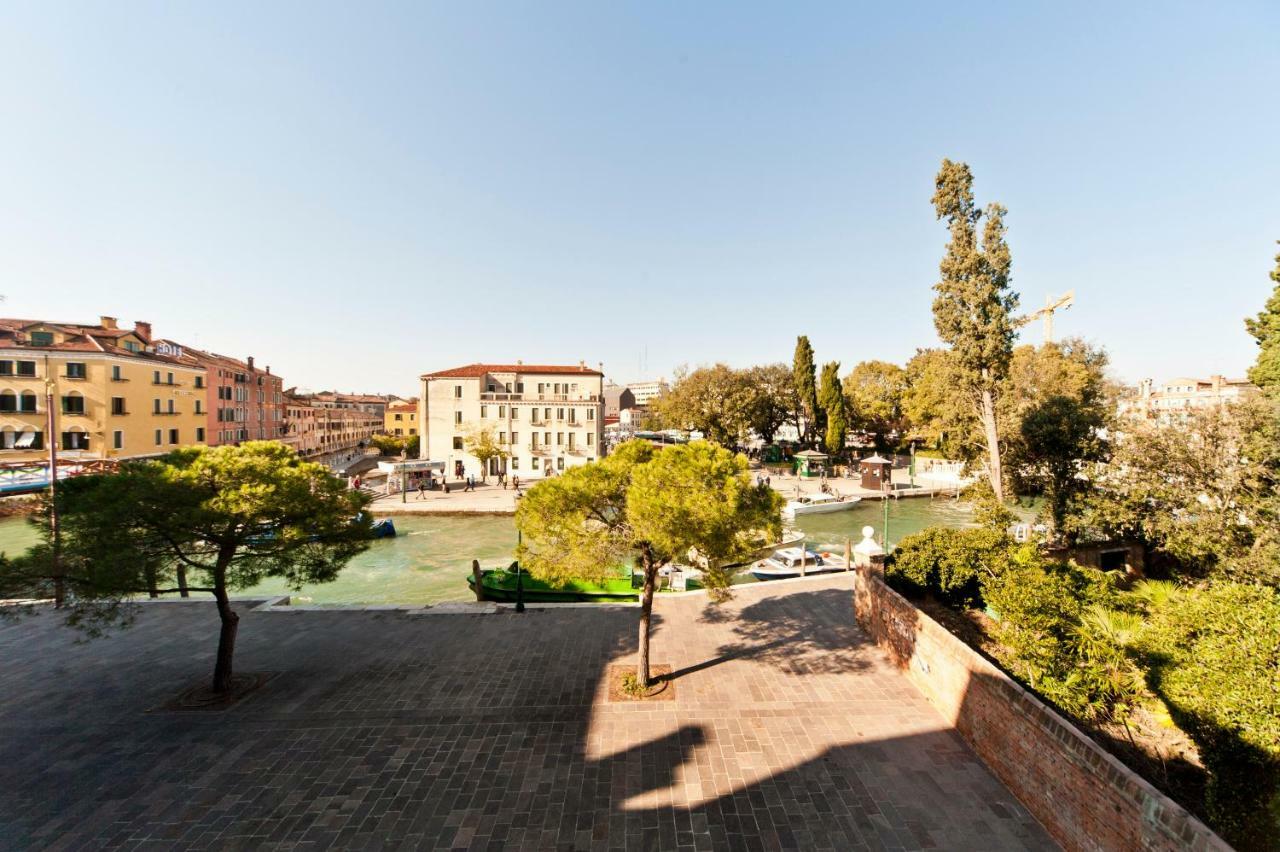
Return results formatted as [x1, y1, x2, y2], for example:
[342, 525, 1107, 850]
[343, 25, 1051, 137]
[384, 400, 419, 437]
[420, 362, 604, 479]
[0, 317, 207, 462]
[283, 390, 383, 466]
[155, 344, 285, 446]
[1122, 375, 1260, 423]
[626, 379, 668, 408]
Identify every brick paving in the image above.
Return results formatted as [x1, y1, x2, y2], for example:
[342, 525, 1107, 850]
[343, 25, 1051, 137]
[0, 574, 1054, 850]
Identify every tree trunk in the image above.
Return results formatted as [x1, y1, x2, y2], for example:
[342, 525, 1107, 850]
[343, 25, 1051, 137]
[636, 554, 658, 689]
[979, 386, 1004, 503]
[177, 564, 189, 598]
[145, 564, 159, 599]
[211, 571, 239, 694]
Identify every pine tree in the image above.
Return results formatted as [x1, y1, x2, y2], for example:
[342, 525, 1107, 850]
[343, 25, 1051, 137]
[1245, 241, 1280, 394]
[793, 336, 819, 447]
[818, 361, 847, 458]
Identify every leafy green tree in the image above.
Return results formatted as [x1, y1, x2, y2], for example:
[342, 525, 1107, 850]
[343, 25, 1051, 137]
[1134, 582, 1280, 848]
[817, 361, 846, 457]
[370, 433, 418, 458]
[843, 360, 907, 449]
[463, 424, 509, 481]
[793, 336, 820, 446]
[1070, 397, 1280, 586]
[1245, 241, 1280, 395]
[516, 440, 781, 687]
[901, 348, 976, 457]
[744, 363, 796, 445]
[931, 159, 1019, 502]
[1017, 394, 1108, 542]
[885, 526, 1017, 607]
[3, 443, 372, 693]
[652, 364, 755, 449]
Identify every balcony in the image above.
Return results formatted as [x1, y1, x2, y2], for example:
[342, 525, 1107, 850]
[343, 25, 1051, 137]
[528, 444, 550, 456]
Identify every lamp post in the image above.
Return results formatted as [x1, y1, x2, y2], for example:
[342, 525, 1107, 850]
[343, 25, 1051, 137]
[45, 375, 63, 609]
[514, 519, 525, 613]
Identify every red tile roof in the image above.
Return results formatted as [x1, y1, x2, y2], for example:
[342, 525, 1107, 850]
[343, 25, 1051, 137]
[422, 363, 603, 379]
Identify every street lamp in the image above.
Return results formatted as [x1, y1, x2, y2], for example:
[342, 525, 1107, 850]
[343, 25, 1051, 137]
[45, 375, 63, 608]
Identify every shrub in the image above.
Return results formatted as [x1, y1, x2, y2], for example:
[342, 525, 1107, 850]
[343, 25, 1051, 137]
[886, 527, 1017, 607]
[1135, 583, 1280, 850]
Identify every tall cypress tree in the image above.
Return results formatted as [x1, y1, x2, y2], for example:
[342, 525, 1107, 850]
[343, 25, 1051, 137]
[793, 336, 819, 446]
[930, 159, 1019, 502]
[1245, 241, 1280, 395]
[818, 361, 847, 458]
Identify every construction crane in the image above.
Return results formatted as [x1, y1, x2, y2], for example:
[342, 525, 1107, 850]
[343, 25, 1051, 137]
[1015, 290, 1075, 343]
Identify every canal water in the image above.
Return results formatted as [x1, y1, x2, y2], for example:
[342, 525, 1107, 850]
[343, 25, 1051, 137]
[0, 496, 973, 605]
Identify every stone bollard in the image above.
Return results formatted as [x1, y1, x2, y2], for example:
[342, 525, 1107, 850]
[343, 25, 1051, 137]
[852, 526, 886, 577]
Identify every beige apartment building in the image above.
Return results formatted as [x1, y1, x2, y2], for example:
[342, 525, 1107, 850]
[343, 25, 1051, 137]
[1122, 375, 1260, 423]
[282, 390, 383, 466]
[420, 362, 604, 480]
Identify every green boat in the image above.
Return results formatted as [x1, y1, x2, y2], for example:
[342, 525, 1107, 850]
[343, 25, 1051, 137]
[466, 567, 645, 603]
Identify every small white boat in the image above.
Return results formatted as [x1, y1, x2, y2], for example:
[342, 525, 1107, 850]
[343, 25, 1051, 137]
[751, 546, 850, 581]
[781, 493, 862, 517]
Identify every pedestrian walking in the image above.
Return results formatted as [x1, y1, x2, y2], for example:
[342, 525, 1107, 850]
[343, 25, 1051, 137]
[417, 481, 427, 500]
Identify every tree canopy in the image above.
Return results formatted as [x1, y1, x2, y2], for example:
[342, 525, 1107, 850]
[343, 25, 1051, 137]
[793, 336, 820, 446]
[3, 442, 373, 692]
[463, 423, 508, 480]
[843, 360, 907, 449]
[1245, 241, 1280, 395]
[516, 440, 781, 686]
[931, 159, 1019, 501]
[818, 361, 847, 457]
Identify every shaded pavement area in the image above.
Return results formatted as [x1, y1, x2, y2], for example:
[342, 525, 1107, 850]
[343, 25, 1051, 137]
[0, 574, 1054, 850]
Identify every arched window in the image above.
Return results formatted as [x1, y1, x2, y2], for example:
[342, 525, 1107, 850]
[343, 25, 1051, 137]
[0, 391, 15, 413]
[1, 427, 14, 449]
[61, 392, 85, 415]
[19, 391, 36, 413]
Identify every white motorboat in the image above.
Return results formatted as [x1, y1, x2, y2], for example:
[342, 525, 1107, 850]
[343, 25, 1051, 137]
[781, 493, 861, 517]
[751, 546, 850, 581]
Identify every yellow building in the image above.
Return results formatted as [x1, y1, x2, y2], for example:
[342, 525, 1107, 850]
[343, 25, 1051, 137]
[0, 317, 207, 463]
[384, 400, 418, 437]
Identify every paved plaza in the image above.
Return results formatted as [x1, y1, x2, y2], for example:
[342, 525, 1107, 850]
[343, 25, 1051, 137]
[0, 575, 1054, 850]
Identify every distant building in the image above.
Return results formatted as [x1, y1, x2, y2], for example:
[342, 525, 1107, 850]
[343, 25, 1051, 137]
[1122, 375, 1260, 423]
[420, 362, 604, 480]
[384, 399, 419, 437]
[154, 344, 285, 446]
[626, 379, 668, 408]
[0, 316, 206, 462]
[282, 389, 383, 465]
[603, 384, 636, 418]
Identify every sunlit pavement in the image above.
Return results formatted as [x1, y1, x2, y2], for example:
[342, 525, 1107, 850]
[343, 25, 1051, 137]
[0, 574, 1054, 850]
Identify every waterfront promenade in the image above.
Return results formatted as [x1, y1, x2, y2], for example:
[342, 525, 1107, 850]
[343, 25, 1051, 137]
[0, 575, 1052, 849]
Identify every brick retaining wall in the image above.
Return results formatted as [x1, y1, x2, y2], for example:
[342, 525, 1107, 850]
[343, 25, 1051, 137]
[852, 565, 1230, 852]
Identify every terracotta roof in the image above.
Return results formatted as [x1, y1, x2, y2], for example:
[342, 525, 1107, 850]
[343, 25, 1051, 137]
[0, 317, 199, 367]
[422, 363, 603, 379]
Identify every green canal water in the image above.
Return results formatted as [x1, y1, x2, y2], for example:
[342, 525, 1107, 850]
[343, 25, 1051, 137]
[0, 496, 973, 605]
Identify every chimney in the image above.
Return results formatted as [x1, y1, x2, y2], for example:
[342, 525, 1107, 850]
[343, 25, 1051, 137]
[134, 321, 152, 341]
[266, 365, 271, 375]
[247, 356, 255, 372]
[516, 359, 523, 366]
[579, 359, 586, 369]
[99, 316, 118, 330]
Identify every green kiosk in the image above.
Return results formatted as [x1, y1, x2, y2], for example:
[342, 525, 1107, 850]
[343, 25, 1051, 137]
[793, 449, 829, 478]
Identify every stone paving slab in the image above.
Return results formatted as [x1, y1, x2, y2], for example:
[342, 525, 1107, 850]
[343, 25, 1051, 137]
[0, 574, 1054, 850]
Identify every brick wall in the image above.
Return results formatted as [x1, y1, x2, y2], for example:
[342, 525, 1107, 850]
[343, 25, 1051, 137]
[852, 565, 1230, 852]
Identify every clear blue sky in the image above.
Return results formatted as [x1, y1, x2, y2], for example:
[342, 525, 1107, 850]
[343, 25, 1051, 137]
[2, 3, 1277, 395]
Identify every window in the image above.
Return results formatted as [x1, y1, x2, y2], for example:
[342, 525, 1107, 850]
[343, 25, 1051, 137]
[61, 431, 89, 451]
[16, 361, 35, 377]
[498, 405, 505, 418]
[153, 370, 161, 384]
[567, 433, 575, 448]
[587, 409, 594, 421]
[544, 432, 550, 446]
[66, 362, 86, 379]
[195, 376, 204, 389]
[556, 457, 564, 470]
[111, 398, 126, 415]
[167, 372, 174, 385]
[195, 400, 203, 414]
[511, 457, 519, 469]
[587, 432, 594, 446]
[499, 431, 506, 444]
[123, 340, 140, 353]
[394, 413, 402, 421]
[409, 428, 417, 435]
[167, 399, 175, 414]
[557, 408, 565, 420]
[480, 405, 487, 418]
[30, 331, 53, 346]
[531, 433, 539, 447]
[19, 392, 35, 413]
[111, 365, 123, 381]
[531, 458, 540, 470]
[0, 361, 11, 376]
[61, 395, 85, 415]
[543, 408, 551, 421]
[153, 399, 161, 414]
[452, 437, 463, 450]
[454, 385, 462, 399]
[155, 429, 162, 446]
[556, 432, 563, 445]
[516, 383, 524, 393]
[113, 431, 123, 450]
[169, 429, 179, 445]
[454, 411, 462, 425]
[4, 429, 41, 450]
[511, 407, 518, 420]
[196, 427, 205, 442]
[569, 409, 577, 424]
[510, 431, 518, 444]
[0, 392, 14, 412]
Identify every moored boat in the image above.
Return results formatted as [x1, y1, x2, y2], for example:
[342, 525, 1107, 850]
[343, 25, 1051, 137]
[751, 546, 850, 581]
[781, 493, 861, 518]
